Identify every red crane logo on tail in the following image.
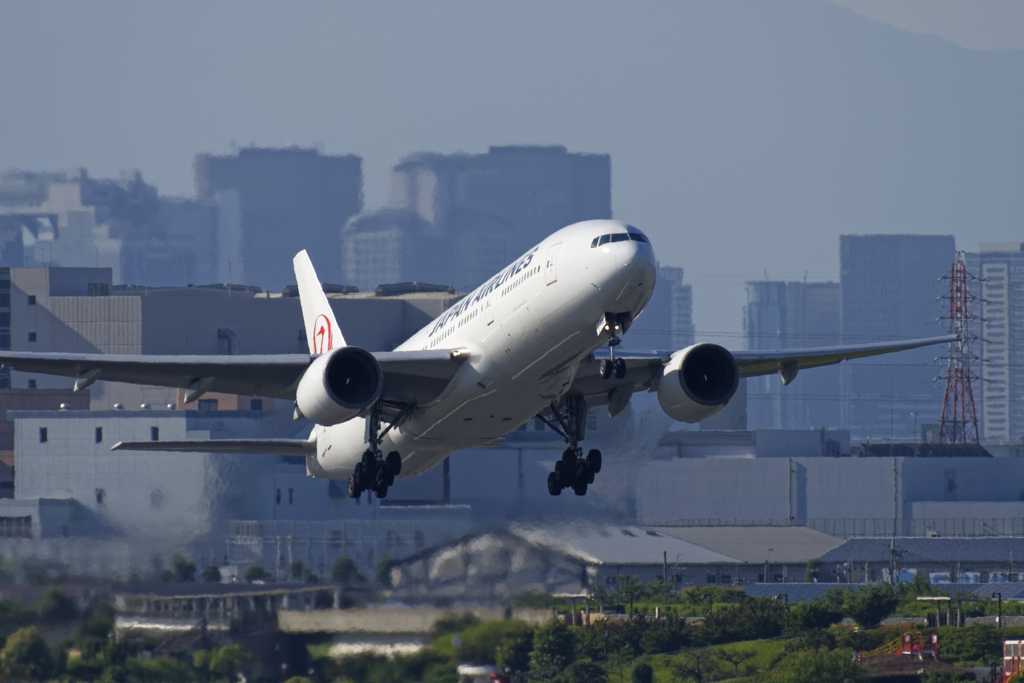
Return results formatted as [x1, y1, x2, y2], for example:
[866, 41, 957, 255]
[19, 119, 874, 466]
[313, 315, 332, 353]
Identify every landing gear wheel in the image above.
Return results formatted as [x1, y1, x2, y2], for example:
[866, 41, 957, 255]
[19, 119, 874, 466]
[586, 449, 602, 474]
[576, 461, 591, 486]
[361, 450, 377, 477]
[353, 462, 365, 489]
[347, 476, 360, 499]
[374, 484, 388, 499]
[386, 451, 402, 476]
[614, 358, 627, 379]
[600, 359, 613, 380]
[547, 472, 562, 496]
[572, 480, 588, 496]
[554, 460, 569, 488]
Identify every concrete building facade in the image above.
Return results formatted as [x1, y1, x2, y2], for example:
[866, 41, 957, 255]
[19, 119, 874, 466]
[194, 147, 363, 289]
[965, 243, 1024, 442]
[342, 146, 611, 293]
[744, 280, 842, 430]
[839, 235, 955, 438]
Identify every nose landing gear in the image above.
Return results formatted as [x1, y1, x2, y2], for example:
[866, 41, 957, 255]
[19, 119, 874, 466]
[347, 402, 405, 500]
[599, 312, 630, 380]
[539, 396, 602, 497]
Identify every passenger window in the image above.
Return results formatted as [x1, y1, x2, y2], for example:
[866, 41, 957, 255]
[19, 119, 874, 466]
[590, 238, 599, 248]
[598, 235, 610, 246]
[611, 233, 629, 243]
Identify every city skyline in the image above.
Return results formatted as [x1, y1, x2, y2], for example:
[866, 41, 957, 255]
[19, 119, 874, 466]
[1, 1, 1020, 346]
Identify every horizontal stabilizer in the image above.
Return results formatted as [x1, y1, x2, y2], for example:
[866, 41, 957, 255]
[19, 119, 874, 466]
[111, 439, 315, 457]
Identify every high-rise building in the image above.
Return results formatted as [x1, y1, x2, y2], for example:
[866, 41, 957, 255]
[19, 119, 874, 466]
[194, 148, 363, 290]
[343, 146, 611, 292]
[965, 243, 1024, 441]
[624, 266, 694, 352]
[0, 169, 219, 286]
[744, 280, 841, 430]
[839, 235, 954, 438]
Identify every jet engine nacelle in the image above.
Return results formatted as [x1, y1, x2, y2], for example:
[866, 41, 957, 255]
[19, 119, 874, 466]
[295, 347, 383, 426]
[657, 343, 740, 423]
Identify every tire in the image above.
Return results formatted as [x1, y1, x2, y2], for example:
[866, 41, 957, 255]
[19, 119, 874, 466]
[585, 466, 595, 485]
[554, 460, 568, 487]
[347, 476, 360, 499]
[576, 462, 590, 486]
[614, 358, 627, 379]
[587, 449, 602, 474]
[547, 472, 562, 496]
[572, 480, 588, 496]
[600, 359, 613, 379]
[353, 462, 365, 488]
[386, 451, 402, 476]
[375, 484, 388, 499]
[361, 450, 377, 477]
[385, 472, 395, 487]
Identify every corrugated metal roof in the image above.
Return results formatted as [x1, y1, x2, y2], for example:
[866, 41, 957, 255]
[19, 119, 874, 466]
[509, 524, 740, 565]
[820, 537, 1024, 564]
[653, 526, 844, 564]
[745, 583, 860, 602]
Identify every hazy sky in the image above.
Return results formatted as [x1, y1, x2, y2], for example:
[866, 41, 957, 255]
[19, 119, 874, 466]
[0, 1, 1021, 345]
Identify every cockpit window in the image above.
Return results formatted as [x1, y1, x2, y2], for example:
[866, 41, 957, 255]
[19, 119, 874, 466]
[591, 232, 650, 248]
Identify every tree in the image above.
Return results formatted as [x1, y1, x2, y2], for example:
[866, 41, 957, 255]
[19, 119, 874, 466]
[201, 565, 222, 583]
[375, 555, 393, 586]
[243, 564, 269, 582]
[566, 660, 606, 683]
[671, 648, 723, 683]
[529, 618, 576, 680]
[805, 558, 821, 582]
[842, 583, 898, 628]
[36, 588, 80, 623]
[607, 645, 635, 683]
[616, 576, 645, 617]
[289, 559, 306, 581]
[496, 627, 533, 681]
[171, 554, 196, 582]
[631, 661, 654, 683]
[331, 556, 359, 585]
[0, 626, 54, 681]
[718, 648, 757, 677]
[763, 648, 867, 683]
[195, 644, 254, 680]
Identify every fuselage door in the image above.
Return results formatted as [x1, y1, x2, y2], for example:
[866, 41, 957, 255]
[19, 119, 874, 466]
[545, 243, 561, 285]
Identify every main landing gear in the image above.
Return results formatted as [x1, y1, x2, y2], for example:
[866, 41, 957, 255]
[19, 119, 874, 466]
[599, 312, 630, 380]
[347, 401, 403, 500]
[540, 395, 602, 497]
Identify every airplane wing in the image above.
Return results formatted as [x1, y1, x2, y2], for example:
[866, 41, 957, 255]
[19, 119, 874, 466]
[111, 438, 315, 456]
[0, 348, 467, 405]
[568, 335, 955, 412]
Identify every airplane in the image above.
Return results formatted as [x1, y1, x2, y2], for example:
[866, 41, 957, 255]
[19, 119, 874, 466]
[0, 220, 954, 499]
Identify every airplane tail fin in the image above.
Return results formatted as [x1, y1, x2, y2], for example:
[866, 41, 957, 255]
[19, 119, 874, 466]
[293, 250, 346, 354]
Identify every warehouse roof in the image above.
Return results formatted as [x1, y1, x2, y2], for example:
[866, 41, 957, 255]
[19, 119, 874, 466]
[820, 537, 1024, 564]
[653, 526, 844, 564]
[510, 524, 740, 565]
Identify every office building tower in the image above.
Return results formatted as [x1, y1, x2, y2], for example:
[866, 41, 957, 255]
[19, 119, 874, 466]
[744, 280, 842, 430]
[839, 235, 954, 438]
[965, 243, 1024, 441]
[343, 146, 610, 293]
[195, 148, 363, 289]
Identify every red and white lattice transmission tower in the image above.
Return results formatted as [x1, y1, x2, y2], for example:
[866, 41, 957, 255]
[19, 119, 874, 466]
[938, 251, 979, 443]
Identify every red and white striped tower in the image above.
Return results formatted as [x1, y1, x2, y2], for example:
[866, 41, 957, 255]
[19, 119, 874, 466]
[938, 251, 979, 443]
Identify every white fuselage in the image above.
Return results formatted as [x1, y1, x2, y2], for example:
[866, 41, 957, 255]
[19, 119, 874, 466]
[306, 220, 657, 481]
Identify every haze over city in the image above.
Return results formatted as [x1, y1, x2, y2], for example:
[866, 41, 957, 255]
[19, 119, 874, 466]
[1, 0, 1021, 345]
